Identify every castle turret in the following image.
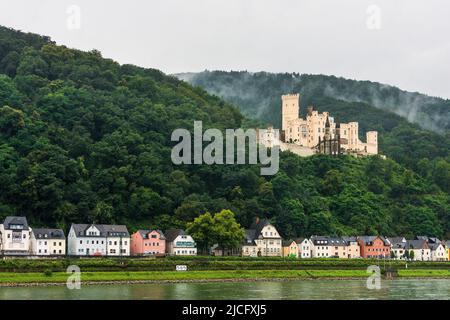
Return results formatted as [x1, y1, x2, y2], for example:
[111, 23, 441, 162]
[366, 131, 378, 155]
[281, 94, 300, 133]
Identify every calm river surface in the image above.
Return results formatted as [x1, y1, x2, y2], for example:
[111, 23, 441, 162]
[1, 279, 449, 300]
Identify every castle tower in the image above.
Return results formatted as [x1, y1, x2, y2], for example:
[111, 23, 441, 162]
[366, 131, 378, 155]
[281, 94, 300, 133]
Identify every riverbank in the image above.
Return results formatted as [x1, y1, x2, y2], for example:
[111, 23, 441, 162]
[1, 269, 448, 287]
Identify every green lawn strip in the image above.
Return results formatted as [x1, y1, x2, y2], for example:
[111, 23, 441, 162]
[1, 269, 448, 284]
[398, 269, 450, 277]
[0, 269, 369, 283]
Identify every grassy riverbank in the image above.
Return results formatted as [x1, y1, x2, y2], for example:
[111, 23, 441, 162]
[0, 269, 449, 286]
[1, 257, 449, 272]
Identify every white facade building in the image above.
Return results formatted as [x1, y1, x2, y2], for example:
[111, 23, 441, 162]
[241, 218, 282, 257]
[405, 240, 431, 261]
[429, 243, 446, 261]
[67, 224, 130, 256]
[165, 229, 197, 256]
[0, 216, 32, 256]
[296, 238, 313, 258]
[31, 228, 66, 256]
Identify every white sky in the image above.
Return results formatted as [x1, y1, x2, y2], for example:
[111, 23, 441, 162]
[1, 0, 449, 99]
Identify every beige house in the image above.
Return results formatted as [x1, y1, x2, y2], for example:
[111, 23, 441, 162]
[342, 237, 361, 258]
[405, 239, 431, 261]
[31, 228, 66, 256]
[282, 240, 298, 258]
[242, 218, 282, 257]
[311, 236, 331, 258]
[328, 237, 348, 258]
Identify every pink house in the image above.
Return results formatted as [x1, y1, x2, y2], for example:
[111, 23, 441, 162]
[130, 230, 166, 256]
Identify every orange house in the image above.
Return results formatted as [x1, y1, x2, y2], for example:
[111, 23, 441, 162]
[130, 230, 166, 256]
[357, 236, 390, 258]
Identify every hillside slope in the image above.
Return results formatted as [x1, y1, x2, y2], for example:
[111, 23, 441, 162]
[177, 71, 450, 177]
[177, 71, 450, 134]
[0, 26, 448, 238]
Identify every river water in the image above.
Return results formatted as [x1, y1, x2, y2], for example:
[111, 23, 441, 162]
[1, 279, 449, 300]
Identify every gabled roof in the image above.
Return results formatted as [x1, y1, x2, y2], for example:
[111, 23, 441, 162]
[310, 235, 329, 245]
[164, 229, 187, 242]
[70, 224, 129, 237]
[327, 237, 347, 246]
[137, 229, 165, 240]
[357, 236, 390, 246]
[250, 218, 272, 239]
[244, 229, 256, 245]
[2, 216, 29, 230]
[282, 239, 297, 247]
[294, 237, 306, 244]
[342, 236, 358, 243]
[405, 239, 428, 250]
[392, 242, 406, 249]
[387, 237, 406, 245]
[33, 228, 65, 240]
[428, 242, 444, 250]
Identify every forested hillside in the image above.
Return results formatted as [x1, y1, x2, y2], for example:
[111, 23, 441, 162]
[178, 71, 450, 134]
[177, 71, 450, 188]
[0, 26, 449, 238]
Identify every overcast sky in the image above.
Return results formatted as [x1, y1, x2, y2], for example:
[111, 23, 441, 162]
[1, 0, 449, 99]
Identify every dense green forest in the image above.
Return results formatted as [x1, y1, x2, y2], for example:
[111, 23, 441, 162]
[0, 26, 449, 238]
[177, 71, 450, 192]
[178, 71, 450, 134]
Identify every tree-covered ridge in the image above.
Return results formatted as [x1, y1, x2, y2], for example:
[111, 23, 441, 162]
[177, 70, 450, 189]
[178, 70, 450, 134]
[0, 26, 448, 239]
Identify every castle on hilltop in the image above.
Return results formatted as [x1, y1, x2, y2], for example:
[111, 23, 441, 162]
[258, 94, 379, 157]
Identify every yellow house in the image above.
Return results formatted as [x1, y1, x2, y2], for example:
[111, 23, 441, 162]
[282, 240, 298, 258]
[446, 241, 450, 261]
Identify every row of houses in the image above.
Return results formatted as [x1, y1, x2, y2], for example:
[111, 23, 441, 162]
[228, 218, 450, 261]
[0, 216, 196, 257]
[1, 216, 449, 261]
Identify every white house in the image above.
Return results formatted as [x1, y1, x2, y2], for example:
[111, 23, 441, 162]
[31, 228, 66, 256]
[241, 218, 282, 257]
[429, 242, 446, 261]
[165, 229, 197, 256]
[387, 237, 407, 259]
[405, 239, 431, 261]
[67, 224, 130, 256]
[0, 216, 32, 256]
[295, 237, 312, 258]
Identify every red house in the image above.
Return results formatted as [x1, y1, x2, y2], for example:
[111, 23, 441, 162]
[130, 230, 166, 256]
[357, 236, 391, 258]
